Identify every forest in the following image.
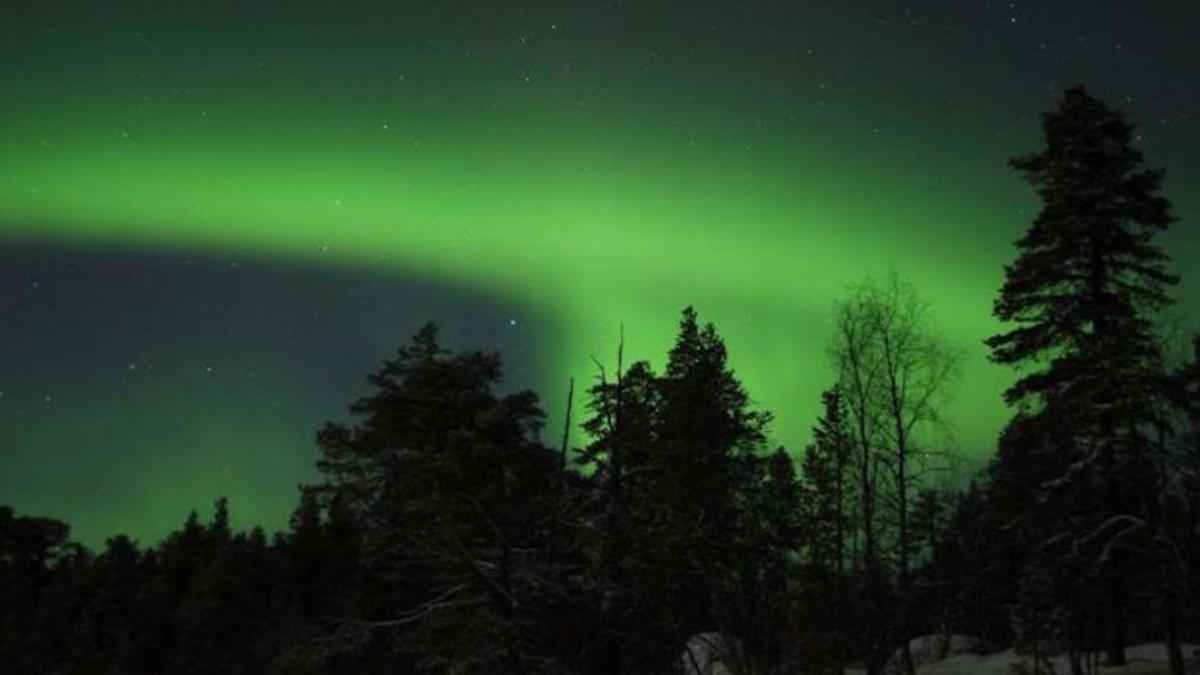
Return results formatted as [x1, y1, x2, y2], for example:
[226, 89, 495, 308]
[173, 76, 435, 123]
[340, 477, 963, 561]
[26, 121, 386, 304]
[3, 87, 1200, 675]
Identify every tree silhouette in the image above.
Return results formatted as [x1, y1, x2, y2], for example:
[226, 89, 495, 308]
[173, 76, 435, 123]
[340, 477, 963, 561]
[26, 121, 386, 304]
[309, 322, 566, 673]
[579, 308, 777, 673]
[0, 96, 1194, 670]
[830, 273, 960, 675]
[796, 387, 853, 672]
[987, 86, 1179, 668]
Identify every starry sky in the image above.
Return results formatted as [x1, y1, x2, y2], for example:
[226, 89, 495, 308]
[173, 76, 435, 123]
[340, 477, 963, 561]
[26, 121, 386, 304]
[2, 1, 1198, 546]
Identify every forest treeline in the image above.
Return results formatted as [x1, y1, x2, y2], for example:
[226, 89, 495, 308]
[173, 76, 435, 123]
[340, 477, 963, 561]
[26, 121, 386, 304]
[4, 87, 1200, 675]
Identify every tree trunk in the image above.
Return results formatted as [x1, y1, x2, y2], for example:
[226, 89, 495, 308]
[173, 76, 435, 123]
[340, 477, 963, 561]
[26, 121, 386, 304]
[835, 434, 846, 675]
[1156, 424, 1185, 675]
[898, 641, 915, 675]
[1103, 571, 1127, 666]
[862, 524, 882, 675]
[1097, 432, 1127, 668]
[1068, 648, 1083, 675]
[857, 428, 881, 675]
[1164, 593, 1185, 675]
[897, 436, 913, 675]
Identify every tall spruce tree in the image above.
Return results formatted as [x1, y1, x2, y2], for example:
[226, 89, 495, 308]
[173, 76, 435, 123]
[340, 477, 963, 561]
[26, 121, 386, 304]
[656, 307, 770, 532]
[655, 307, 771, 638]
[988, 87, 1176, 413]
[986, 87, 1178, 667]
[578, 308, 775, 673]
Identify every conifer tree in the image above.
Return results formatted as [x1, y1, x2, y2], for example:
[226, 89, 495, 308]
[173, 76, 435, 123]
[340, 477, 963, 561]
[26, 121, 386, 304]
[987, 86, 1178, 667]
[579, 356, 667, 674]
[988, 87, 1175, 415]
[794, 389, 856, 672]
[311, 323, 564, 673]
[809, 387, 852, 579]
[578, 308, 775, 673]
[797, 387, 856, 671]
[655, 307, 771, 645]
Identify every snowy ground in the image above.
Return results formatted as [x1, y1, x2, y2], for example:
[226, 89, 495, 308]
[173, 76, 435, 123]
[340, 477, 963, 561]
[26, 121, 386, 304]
[846, 643, 1200, 675]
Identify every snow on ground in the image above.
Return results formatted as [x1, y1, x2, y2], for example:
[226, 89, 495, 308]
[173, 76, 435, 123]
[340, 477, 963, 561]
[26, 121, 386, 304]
[846, 644, 1200, 675]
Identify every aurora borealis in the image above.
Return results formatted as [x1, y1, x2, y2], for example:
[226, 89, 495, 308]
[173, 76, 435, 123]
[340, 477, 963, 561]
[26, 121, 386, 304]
[2, 1, 1199, 545]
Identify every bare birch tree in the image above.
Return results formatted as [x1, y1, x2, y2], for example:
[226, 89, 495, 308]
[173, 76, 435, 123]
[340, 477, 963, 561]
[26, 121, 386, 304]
[831, 273, 960, 675]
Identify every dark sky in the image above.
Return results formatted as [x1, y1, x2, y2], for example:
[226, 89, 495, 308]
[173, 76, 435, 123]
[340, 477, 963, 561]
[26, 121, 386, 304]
[1, 0, 1198, 545]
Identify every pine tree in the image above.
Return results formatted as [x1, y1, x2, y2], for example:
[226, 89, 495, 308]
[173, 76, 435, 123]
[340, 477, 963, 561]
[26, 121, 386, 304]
[798, 390, 854, 665]
[310, 323, 564, 673]
[809, 387, 852, 579]
[988, 87, 1176, 414]
[171, 501, 276, 675]
[921, 482, 995, 642]
[987, 86, 1178, 667]
[578, 308, 776, 673]
[656, 307, 770, 539]
[73, 534, 149, 673]
[655, 307, 771, 641]
[732, 447, 803, 670]
[579, 356, 667, 674]
[0, 507, 74, 673]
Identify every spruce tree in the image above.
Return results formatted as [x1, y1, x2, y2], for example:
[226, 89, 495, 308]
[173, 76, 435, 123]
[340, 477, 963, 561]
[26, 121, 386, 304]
[987, 86, 1178, 667]
[655, 307, 770, 635]
[578, 308, 775, 673]
[988, 86, 1176, 414]
[809, 387, 851, 579]
[799, 389, 855, 670]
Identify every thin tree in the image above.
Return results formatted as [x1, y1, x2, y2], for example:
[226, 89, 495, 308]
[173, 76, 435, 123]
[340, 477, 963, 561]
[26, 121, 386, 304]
[831, 274, 959, 675]
[831, 283, 889, 675]
[871, 274, 960, 675]
[803, 386, 854, 673]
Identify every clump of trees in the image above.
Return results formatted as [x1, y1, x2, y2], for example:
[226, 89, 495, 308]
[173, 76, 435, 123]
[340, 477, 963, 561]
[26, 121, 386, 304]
[2, 86, 1199, 675]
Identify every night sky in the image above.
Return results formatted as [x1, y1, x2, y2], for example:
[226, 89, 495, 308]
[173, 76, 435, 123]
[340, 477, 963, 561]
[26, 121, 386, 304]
[2, 1, 1198, 546]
